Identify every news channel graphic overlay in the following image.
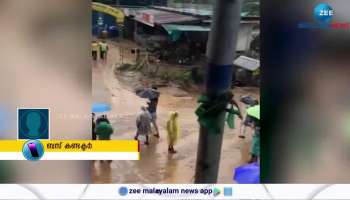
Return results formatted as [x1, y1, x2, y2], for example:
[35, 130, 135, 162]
[1, 184, 350, 199]
[0, 140, 139, 160]
[298, 2, 349, 30]
[116, 185, 233, 199]
[17, 108, 49, 140]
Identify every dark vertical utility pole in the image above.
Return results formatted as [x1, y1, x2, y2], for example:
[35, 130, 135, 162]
[194, 0, 243, 183]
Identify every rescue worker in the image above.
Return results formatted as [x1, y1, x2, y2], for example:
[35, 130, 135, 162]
[99, 40, 108, 60]
[91, 41, 99, 61]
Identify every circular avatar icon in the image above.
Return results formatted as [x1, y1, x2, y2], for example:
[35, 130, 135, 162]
[22, 140, 44, 161]
[314, 3, 334, 23]
[118, 187, 128, 196]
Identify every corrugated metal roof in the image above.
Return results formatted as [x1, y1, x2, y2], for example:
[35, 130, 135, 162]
[162, 24, 210, 32]
[153, 5, 260, 18]
[135, 9, 199, 25]
[162, 24, 211, 41]
[153, 6, 212, 17]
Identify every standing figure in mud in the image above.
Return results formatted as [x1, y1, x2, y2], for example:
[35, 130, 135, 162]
[147, 86, 160, 138]
[167, 112, 180, 154]
[99, 40, 108, 60]
[249, 116, 260, 163]
[91, 41, 99, 61]
[95, 115, 113, 163]
[92, 113, 96, 140]
[134, 106, 152, 145]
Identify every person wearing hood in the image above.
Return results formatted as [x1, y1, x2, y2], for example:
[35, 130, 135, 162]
[166, 112, 180, 154]
[95, 115, 113, 140]
[134, 106, 152, 145]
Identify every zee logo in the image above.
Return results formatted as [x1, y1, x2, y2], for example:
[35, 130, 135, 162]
[314, 3, 334, 23]
[319, 9, 333, 16]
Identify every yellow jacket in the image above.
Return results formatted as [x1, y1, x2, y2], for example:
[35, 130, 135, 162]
[99, 42, 108, 52]
[91, 42, 99, 52]
[167, 112, 180, 145]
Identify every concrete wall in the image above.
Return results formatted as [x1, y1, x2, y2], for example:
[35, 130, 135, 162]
[236, 23, 257, 52]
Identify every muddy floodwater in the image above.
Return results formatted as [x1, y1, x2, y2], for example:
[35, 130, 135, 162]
[91, 40, 259, 183]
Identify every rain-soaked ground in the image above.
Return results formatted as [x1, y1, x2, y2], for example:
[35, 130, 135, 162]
[91, 40, 259, 183]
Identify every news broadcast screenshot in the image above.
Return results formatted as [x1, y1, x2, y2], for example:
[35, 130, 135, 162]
[0, 0, 349, 199]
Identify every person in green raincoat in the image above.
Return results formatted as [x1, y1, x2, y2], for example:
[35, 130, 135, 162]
[246, 105, 260, 163]
[95, 115, 114, 140]
[95, 116, 113, 163]
[226, 95, 243, 129]
[250, 118, 260, 163]
[166, 112, 180, 154]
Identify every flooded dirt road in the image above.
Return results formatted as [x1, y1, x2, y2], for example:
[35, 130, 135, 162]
[92, 40, 259, 183]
